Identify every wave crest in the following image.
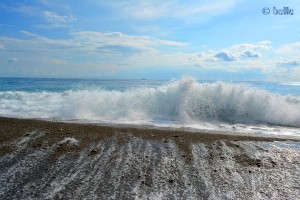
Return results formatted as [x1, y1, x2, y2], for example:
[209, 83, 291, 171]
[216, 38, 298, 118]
[0, 78, 299, 127]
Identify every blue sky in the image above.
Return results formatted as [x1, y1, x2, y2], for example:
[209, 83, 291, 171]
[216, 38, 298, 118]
[0, 0, 300, 81]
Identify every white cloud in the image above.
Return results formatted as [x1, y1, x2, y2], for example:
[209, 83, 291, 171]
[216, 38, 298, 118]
[115, 1, 170, 19]
[38, 0, 50, 6]
[106, 0, 238, 23]
[0, 44, 4, 50]
[4, 4, 40, 16]
[289, 67, 300, 81]
[20, 30, 40, 37]
[275, 42, 300, 56]
[42, 57, 66, 65]
[2, 32, 299, 80]
[214, 51, 237, 61]
[70, 31, 186, 53]
[258, 41, 272, 45]
[232, 43, 272, 51]
[43, 11, 77, 24]
[173, 41, 280, 74]
[1, 3, 76, 29]
[4, 31, 185, 55]
[1, 31, 186, 59]
[189, 41, 272, 65]
[38, 11, 77, 28]
[214, 41, 272, 60]
[241, 51, 261, 58]
[277, 60, 300, 68]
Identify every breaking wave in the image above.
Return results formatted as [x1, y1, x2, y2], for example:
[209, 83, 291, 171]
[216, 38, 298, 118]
[0, 78, 300, 127]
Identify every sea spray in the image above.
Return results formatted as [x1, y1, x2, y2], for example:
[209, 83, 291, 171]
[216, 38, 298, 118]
[0, 77, 300, 127]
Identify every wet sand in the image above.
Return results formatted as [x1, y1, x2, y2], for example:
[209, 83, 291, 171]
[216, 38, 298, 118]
[0, 117, 299, 199]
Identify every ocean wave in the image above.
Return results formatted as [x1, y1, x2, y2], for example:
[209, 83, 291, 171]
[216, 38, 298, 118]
[279, 82, 300, 86]
[0, 77, 300, 127]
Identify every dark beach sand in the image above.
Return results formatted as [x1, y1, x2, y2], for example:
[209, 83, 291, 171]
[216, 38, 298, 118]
[0, 117, 299, 199]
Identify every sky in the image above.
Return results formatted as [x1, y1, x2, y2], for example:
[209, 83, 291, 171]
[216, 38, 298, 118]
[0, 0, 300, 81]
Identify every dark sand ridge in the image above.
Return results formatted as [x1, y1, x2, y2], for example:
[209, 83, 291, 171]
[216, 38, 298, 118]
[0, 117, 300, 199]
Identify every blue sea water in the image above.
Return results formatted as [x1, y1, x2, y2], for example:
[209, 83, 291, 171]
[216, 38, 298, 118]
[1, 78, 300, 95]
[0, 77, 299, 136]
[0, 78, 166, 93]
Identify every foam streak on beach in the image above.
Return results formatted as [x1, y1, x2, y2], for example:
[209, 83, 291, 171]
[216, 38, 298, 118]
[0, 117, 299, 199]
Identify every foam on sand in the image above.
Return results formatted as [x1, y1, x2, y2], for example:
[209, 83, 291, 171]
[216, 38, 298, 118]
[0, 117, 299, 199]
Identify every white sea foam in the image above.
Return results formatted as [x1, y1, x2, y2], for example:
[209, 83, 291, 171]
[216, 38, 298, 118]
[0, 78, 300, 134]
[58, 137, 79, 147]
[280, 82, 300, 86]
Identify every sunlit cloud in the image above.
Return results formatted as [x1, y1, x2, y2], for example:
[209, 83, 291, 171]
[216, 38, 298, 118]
[1, 30, 186, 56]
[0, 29, 299, 80]
[42, 11, 77, 27]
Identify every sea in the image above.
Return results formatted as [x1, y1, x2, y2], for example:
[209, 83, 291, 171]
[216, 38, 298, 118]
[0, 77, 300, 136]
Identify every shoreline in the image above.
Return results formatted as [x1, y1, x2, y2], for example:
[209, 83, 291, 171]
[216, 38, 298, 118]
[1, 116, 299, 165]
[1, 117, 300, 199]
[1, 117, 299, 143]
